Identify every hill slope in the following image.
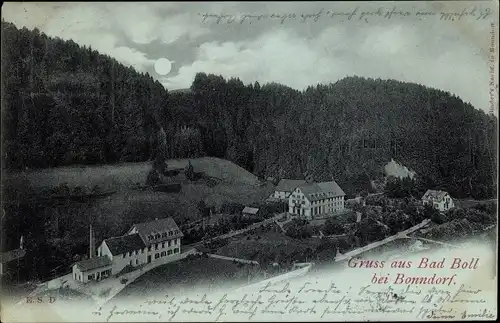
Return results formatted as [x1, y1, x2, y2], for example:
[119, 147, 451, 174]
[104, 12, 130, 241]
[3, 157, 260, 192]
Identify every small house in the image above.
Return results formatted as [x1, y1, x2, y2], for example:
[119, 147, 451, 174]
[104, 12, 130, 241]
[421, 189, 454, 212]
[72, 256, 112, 283]
[242, 207, 259, 218]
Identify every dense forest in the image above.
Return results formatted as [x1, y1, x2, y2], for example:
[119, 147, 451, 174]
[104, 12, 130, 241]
[1, 20, 497, 199]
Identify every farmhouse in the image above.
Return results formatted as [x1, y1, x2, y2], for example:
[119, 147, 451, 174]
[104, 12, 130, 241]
[289, 181, 346, 220]
[273, 179, 307, 200]
[421, 190, 454, 212]
[72, 217, 183, 283]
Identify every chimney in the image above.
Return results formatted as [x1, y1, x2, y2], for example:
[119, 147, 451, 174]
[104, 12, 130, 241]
[89, 224, 95, 259]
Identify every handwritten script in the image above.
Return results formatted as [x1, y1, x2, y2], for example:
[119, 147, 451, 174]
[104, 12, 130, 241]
[199, 6, 493, 24]
[93, 281, 495, 321]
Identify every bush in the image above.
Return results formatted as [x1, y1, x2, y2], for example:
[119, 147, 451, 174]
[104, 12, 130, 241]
[285, 224, 312, 239]
[185, 161, 195, 181]
[323, 217, 345, 235]
[145, 169, 160, 186]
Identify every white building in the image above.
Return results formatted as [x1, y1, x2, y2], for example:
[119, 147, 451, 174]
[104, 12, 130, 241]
[288, 181, 346, 220]
[72, 217, 183, 283]
[273, 179, 307, 200]
[72, 256, 112, 283]
[421, 189, 454, 212]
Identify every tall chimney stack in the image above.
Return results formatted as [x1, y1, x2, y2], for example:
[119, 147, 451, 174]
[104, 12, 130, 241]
[89, 224, 95, 259]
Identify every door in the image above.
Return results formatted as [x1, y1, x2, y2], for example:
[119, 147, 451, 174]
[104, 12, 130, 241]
[147, 255, 151, 263]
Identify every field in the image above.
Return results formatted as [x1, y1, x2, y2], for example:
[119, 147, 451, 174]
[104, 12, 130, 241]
[112, 255, 257, 302]
[3, 157, 262, 191]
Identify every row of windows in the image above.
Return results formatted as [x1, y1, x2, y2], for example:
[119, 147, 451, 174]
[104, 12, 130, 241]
[122, 239, 179, 258]
[291, 195, 342, 204]
[312, 197, 342, 204]
[74, 269, 111, 282]
[154, 248, 180, 259]
[147, 229, 180, 241]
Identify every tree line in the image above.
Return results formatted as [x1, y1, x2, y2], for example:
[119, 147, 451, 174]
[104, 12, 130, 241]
[2, 20, 497, 199]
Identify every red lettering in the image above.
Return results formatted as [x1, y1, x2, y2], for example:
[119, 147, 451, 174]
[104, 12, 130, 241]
[394, 273, 405, 284]
[371, 272, 389, 284]
[418, 257, 429, 268]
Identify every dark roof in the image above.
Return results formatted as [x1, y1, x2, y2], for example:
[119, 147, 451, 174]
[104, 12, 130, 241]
[299, 181, 346, 201]
[103, 233, 146, 256]
[422, 190, 449, 202]
[74, 256, 112, 272]
[0, 248, 26, 263]
[130, 217, 184, 245]
[275, 179, 307, 192]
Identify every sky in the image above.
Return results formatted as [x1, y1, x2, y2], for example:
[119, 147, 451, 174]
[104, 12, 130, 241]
[2, 1, 498, 114]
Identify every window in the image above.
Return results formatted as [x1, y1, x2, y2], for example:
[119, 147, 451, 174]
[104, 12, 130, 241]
[135, 259, 139, 265]
[168, 240, 171, 247]
[88, 275, 93, 280]
[155, 253, 160, 259]
[128, 251, 132, 257]
[167, 250, 173, 255]
[161, 251, 166, 257]
[148, 246, 152, 251]
[162, 242, 165, 248]
[123, 254, 126, 258]
[130, 260, 132, 266]
[173, 248, 179, 254]
[156, 243, 160, 249]
[135, 250, 138, 255]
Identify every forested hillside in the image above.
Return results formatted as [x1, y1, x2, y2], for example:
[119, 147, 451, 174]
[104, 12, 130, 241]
[1, 21, 497, 199]
[1, 21, 166, 168]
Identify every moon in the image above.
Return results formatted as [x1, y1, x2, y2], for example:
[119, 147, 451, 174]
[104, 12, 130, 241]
[154, 58, 172, 76]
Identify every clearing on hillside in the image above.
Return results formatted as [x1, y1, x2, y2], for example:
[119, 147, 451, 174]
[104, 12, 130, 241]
[3, 157, 261, 191]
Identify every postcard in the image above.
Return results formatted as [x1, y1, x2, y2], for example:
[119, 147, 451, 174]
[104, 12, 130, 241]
[1, 1, 498, 322]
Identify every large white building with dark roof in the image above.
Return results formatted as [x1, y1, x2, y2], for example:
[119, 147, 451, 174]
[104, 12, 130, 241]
[288, 180, 346, 220]
[72, 217, 183, 283]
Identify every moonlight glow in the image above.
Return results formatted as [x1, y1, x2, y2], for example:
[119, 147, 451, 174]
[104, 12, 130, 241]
[154, 58, 172, 75]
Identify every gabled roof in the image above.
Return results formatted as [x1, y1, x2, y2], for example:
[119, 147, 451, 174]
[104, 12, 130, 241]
[298, 180, 346, 202]
[275, 179, 307, 192]
[422, 190, 449, 202]
[103, 233, 146, 256]
[130, 217, 183, 245]
[74, 256, 112, 272]
[0, 248, 26, 263]
[242, 207, 259, 214]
